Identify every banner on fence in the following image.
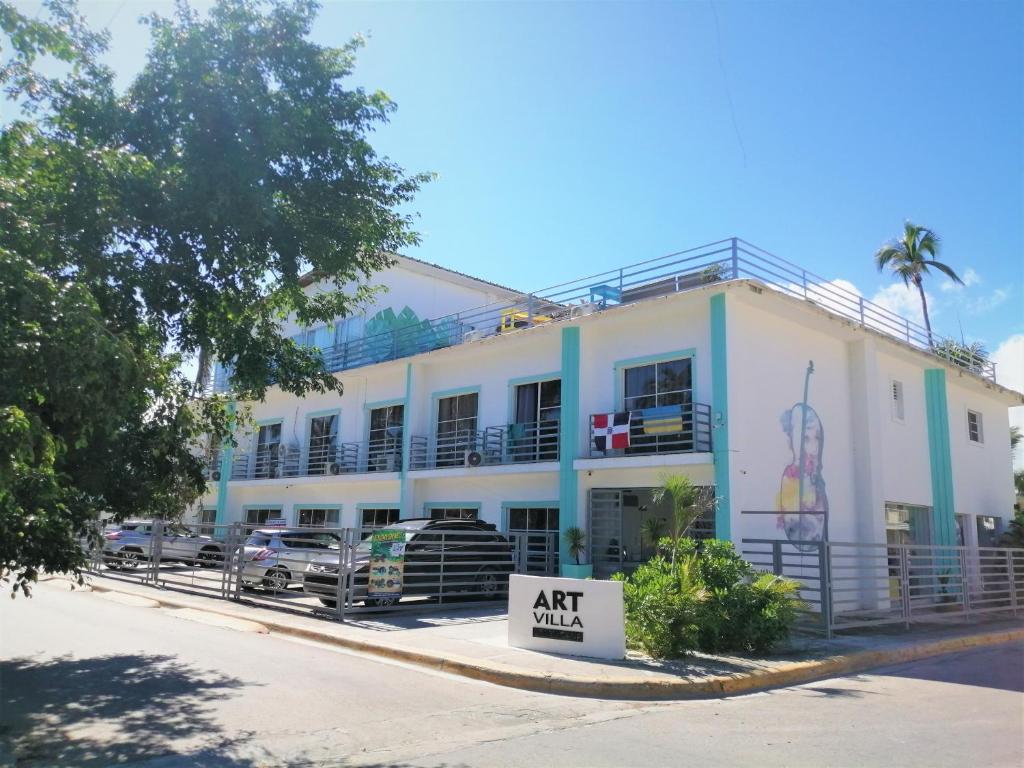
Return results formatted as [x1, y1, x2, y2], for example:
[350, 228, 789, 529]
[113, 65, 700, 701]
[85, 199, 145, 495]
[367, 529, 407, 600]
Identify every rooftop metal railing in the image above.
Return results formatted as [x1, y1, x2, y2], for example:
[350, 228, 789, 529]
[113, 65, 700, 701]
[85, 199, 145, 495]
[208, 237, 996, 394]
[409, 419, 561, 470]
[588, 403, 712, 457]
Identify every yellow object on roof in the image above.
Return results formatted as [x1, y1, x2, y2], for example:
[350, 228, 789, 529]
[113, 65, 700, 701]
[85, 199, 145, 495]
[498, 309, 554, 333]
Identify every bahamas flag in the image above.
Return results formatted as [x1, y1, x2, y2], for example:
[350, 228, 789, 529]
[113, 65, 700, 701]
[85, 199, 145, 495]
[641, 405, 684, 435]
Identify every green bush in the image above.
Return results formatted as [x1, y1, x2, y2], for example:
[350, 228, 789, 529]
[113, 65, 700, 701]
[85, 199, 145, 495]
[614, 539, 802, 657]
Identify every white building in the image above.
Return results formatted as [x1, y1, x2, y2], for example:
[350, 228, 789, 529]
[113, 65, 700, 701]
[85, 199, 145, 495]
[198, 239, 1023, 578]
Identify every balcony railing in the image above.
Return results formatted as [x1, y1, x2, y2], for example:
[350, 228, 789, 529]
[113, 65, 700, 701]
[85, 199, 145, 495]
[409, 420, 560, 470]
[207, 237, 997, 395]
[229, 439, 403, 480]
[588, 403, 712, 458]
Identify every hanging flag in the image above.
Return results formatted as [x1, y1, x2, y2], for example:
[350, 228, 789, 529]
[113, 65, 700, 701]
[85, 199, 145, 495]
[641, 405, 684, 435]
[593, 412, 631, 451]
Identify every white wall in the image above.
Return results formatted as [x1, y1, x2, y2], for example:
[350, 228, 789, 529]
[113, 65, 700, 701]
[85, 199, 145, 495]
[876, 349, 933, 509]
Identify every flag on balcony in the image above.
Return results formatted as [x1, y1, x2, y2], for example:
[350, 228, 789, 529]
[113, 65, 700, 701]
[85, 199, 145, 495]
[593, 412, 630, 451]
[640, 405, 684, 435]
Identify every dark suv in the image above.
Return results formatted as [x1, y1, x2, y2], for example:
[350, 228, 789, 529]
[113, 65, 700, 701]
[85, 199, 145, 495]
[302, 518, 514, 608]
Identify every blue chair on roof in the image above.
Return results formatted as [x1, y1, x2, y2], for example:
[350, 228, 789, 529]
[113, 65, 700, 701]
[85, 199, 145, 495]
[589, 284, 622, 308]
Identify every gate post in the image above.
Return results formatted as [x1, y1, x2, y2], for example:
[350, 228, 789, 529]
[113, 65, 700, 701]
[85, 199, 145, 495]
[1008, 550, 1018, 617]
[818, 541, 832, 639]
[150, 519, 165, 586]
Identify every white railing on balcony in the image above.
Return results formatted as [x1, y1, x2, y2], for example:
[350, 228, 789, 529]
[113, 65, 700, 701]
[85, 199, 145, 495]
[588, 403, 712, 457]
[409, 420, 560, 470]
[208, 238, 996, 394]
[229, 438, 403, 480]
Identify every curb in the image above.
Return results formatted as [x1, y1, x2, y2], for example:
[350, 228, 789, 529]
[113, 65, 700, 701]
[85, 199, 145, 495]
[75, 579, 1024, 700]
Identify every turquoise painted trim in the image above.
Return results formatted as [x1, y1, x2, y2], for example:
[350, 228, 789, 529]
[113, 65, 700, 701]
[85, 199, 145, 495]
[709, 294, 731, 541]
[613, 347, 697, 408]
[290, 503, 342, 527]
[399, 363, 414, 518]
[430, 384, 482, 402]
[924, 369, 957, 546]
[422, 501, 482, 519]
[304, 408, 341, 420]
[506, 372, 561, 423]
[355, 503, 402, 510]
[255, 417, 284, 426]
[364, 397, 406, 411]
[559, 326, 581, 564]
[500, 501, 561, 532]
[214, 401, 236, 526]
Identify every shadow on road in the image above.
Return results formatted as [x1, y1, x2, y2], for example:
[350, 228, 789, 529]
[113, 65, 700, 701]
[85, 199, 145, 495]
[0, 652, 254, 767]
[876, 642, 1024, 694]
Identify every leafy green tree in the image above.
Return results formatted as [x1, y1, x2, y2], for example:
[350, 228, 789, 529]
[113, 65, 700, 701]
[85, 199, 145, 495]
[650, 474, 712, 566]
[0, 0, 427, 594]
[874, 222, 962, 345]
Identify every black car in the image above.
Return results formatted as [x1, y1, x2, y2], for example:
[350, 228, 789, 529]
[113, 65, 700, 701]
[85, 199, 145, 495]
[302, 518, 514, 608]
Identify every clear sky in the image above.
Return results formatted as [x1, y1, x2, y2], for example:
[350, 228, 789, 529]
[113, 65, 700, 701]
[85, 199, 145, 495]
[7, 0, 1024, 451]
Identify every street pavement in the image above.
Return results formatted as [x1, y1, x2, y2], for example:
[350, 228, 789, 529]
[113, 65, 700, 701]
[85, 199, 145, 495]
[1, 581, 1021, 768]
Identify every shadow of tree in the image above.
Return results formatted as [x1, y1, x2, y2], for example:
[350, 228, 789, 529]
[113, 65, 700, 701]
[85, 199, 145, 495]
[0, 653, 255, 767]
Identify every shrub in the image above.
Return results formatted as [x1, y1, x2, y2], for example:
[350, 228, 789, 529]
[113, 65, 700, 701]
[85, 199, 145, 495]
[612, 556, 706, 658]
[615, 539, 802, 657]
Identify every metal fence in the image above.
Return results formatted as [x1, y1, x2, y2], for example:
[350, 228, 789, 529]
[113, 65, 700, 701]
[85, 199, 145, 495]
[743, 538, 1023, 638]
[207, 237, 997, 396]
[409, 420, 561, 470]
[85, 520, 549, 622]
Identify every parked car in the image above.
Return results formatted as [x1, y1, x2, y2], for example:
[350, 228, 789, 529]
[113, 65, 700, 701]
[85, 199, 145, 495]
[240, 528, 344, 591]
[302, 518, 514, 608]
[103, 521, 225, 570]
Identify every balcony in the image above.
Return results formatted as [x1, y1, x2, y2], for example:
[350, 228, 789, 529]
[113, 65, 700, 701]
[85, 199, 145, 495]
[588, 403, 712, 458]
[230, 438, 403, 480]
[409, 420, 560, 470]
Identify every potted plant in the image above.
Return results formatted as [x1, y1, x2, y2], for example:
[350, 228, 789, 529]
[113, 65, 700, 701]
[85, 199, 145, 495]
[560, 526, 593, 579]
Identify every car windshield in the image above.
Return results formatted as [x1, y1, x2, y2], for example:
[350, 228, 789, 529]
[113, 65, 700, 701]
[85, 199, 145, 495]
[280, 532, 340, 550]
[245, 534, 271, 547]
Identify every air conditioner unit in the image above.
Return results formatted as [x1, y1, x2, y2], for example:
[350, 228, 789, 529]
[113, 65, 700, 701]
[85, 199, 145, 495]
[463, 328, 487, 343]
[464, 450, 483, 468]
[328, 462, 343, 475]
[570, 301, 599, 318]
[210, 470, 221, 482]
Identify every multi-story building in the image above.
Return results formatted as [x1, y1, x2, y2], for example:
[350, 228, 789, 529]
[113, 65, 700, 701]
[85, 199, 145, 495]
[196, 238, 1022, 578]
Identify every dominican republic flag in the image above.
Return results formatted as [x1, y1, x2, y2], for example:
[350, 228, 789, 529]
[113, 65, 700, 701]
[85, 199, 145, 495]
[593, 412, 630, 451]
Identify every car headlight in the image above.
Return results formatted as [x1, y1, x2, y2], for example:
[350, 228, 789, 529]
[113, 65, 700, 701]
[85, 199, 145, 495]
[307, 564, 338, 574]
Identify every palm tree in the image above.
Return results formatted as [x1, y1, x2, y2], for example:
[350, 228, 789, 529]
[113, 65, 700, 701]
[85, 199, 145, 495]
[874, 222, 963, 345]
[1011, 425, 1021, 456]
[651, 474, 706, 567]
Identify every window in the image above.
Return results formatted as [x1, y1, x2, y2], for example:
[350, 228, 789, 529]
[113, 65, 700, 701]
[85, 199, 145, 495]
[199, 508, 216, 537]
[360, 507, 400, 538]
[621, 357, 693, 454]
[295, 508, 341, 528]
[368, 404, 404, 472]
[884, 503, 931, 547]
[254, 423, 282, 478]
[306, 414, 339, 475]
[245, 507, 283, 526]
[428, 507, 478, 521]
[281, 531, 340, 549]
[511, 380, 561, 461]
[976, 516, 998, 547]
[507, 506, 559, 574]
[967, 410, 983, 443]
[435, 392, 479, 467]
[891, 380, 905, 422]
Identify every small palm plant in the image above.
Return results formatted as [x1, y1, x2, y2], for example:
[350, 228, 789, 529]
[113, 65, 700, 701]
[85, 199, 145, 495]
[640, 517, 667, 560]
[564, 526, 586, 566]
[651, 474, 709, 567]
[874, 222, 963, 346]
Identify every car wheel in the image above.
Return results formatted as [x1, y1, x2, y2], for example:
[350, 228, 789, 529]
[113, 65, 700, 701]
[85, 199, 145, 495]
[120, 549, 142, 570]
[475, 568, 501, 599]
[197, 548, 221, 568]
[262, 568, 291, 592]
[318, 598, 337, 609]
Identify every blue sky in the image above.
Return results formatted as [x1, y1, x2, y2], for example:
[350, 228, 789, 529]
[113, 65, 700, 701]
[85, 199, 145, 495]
[6, 1, 1024, 403]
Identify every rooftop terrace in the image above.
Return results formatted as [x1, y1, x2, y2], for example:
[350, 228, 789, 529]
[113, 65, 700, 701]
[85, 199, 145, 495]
[210, 237, 997, 393]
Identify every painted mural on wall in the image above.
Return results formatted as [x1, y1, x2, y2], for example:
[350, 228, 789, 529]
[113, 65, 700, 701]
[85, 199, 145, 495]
[362, 306, 458, 362]
[775, 360, 829, 552]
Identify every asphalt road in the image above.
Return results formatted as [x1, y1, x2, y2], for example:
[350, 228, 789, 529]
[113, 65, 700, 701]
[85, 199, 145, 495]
[1, 581, 1021, 768]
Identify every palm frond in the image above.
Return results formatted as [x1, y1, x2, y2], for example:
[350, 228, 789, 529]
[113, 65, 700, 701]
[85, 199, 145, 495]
[923, 259, 962, 284]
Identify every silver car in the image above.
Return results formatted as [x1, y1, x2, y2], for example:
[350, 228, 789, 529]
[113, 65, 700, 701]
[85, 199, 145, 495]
[240, 528, 344, 591]
[103, 521, 225, 570]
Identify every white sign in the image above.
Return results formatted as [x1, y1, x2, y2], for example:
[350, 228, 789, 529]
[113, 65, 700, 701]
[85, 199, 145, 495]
[507, 574, 625, 660]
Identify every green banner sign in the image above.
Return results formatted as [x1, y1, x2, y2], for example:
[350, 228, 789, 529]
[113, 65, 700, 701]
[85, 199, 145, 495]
[367, 529, 406, 600]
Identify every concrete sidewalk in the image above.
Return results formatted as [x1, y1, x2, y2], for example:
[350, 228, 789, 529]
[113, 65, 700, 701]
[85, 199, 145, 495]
[45, 575, 1024, 700]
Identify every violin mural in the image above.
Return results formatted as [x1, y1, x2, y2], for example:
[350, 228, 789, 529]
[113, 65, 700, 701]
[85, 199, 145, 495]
[776, 361, 829, 552]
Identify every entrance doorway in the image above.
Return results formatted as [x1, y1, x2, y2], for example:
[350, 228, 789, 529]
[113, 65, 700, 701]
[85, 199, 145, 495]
[588, 487, 714, 579]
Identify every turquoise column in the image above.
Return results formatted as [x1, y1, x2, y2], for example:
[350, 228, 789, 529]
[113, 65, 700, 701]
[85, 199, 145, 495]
[709, 293, 732, 541]
[924, 369, 956, 546]
[559, 326, 581, 564]
[399, 362, 413, 519]
[214, 400, 236, 526]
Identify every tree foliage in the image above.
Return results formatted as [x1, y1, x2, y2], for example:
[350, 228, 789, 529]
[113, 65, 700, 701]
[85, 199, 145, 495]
[0, 0, 427, 593]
